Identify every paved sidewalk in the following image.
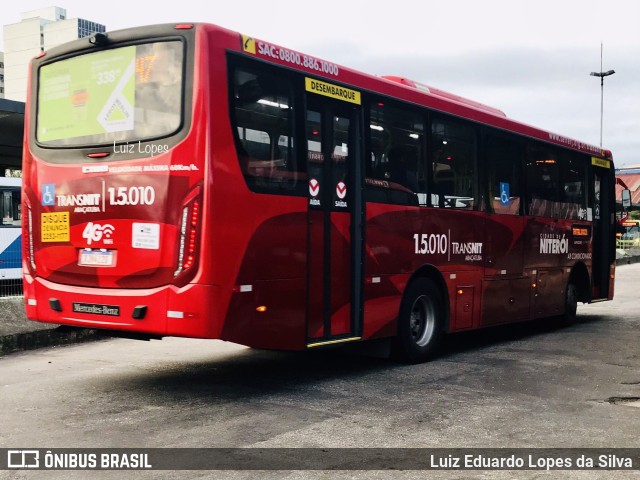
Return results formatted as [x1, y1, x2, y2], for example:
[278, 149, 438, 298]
[2, 256, 639, 356]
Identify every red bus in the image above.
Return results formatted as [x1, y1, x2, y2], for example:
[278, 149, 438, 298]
[22, 23, 616, 362]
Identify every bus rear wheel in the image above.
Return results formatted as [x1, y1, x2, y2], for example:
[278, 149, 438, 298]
[392, 278, 444, 363]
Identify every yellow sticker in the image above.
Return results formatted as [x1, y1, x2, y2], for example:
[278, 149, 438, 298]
[592, 157, 611, 169]
[41, 212, 70, 243]
[242, 35, 256, 55]
[305, 78, 361, 105]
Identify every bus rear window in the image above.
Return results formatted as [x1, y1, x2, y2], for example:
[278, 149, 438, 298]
[37, 41, 183, 147]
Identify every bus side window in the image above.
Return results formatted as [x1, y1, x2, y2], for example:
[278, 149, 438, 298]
[0, 188, 20, 226]
[366, 101, 425, 206]
[486, 135, 522, 215]
[231, 66, 304, 193]
[431, 117, 476, 209]
[558, 152, 587, 220]
[525, 145, 560, 217]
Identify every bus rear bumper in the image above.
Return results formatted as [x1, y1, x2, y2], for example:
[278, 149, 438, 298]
[22, 275, 220, 339]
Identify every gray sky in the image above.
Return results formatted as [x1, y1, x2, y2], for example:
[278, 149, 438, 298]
[2, 0, 638, 166]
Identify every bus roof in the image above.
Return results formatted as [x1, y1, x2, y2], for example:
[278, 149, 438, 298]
[32, 22, 610, 161]
[381, 76, 508, 118]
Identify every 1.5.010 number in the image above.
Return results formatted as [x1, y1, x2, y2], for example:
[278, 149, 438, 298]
[413, 233, 448, 255]
[108, 186, 156, 206]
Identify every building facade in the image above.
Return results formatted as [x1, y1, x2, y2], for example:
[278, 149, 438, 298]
[2, 7, 105, 102]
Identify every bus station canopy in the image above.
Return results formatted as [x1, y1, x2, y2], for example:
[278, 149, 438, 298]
[0, 98, 24, 171]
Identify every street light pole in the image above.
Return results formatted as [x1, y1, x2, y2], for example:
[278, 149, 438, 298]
[590, 43, 615, 148]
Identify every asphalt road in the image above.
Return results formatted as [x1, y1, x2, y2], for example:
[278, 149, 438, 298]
[1, 264, 639, 479]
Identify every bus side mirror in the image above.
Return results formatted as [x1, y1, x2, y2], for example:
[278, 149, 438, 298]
[622, 189, 631, 209]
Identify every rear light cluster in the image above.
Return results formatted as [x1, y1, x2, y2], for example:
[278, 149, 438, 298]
[174, 198, 200, 277]
[25, 205, 36, 272]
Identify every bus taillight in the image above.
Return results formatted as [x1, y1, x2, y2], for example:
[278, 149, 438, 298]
[184, 201, 200, 270]
[174, 198, 200, 277]
[26, 206, 36, 272]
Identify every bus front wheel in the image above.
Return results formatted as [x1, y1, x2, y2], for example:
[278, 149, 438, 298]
[392, 278, 444, 363]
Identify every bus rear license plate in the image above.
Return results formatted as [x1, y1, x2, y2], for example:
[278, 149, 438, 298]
[79, 250, 114, 267]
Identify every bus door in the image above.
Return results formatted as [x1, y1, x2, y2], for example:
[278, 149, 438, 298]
[305, 92, 363, 347]
[592, 161, 614, 300]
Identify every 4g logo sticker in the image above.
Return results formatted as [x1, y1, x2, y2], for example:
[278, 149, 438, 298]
[82, 222, 115, 246]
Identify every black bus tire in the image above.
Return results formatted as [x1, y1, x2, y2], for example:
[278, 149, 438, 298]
[391, 277, 444, 363]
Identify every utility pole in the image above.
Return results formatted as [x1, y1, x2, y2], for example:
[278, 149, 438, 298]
[590, 43, 615, 148]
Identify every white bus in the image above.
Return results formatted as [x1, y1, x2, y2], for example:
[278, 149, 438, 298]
[0, 177, 22, 283]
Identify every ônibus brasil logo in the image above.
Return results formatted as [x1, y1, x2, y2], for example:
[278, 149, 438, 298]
[82, 222, 115, 246]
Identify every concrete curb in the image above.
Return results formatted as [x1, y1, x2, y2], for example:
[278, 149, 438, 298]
[616, 255, 640, 266]
[0, 326, 102, 356]
[0, 297, 104, 357]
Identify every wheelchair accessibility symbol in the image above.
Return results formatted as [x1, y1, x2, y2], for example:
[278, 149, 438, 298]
[499, 182, 510, 206]
[42, 184, 55, 206]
